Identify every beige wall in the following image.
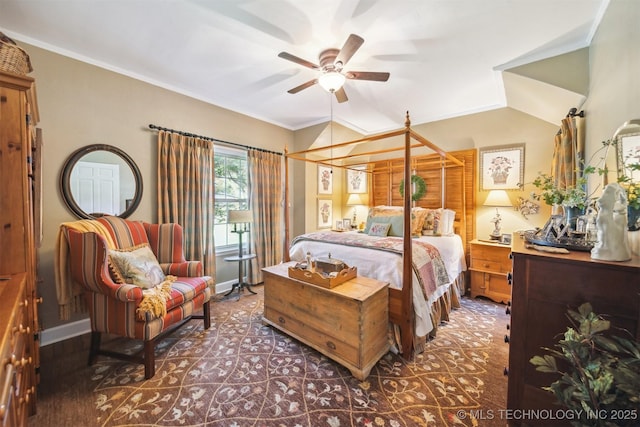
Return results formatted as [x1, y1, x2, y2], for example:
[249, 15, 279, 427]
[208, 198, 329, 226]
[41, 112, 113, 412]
[24, 44, 293, 329]
[583, 0, 640, 177]
[17, 0, 639, 334]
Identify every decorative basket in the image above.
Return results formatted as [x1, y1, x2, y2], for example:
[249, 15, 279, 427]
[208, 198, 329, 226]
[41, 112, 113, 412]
[0, 32, 33, 75]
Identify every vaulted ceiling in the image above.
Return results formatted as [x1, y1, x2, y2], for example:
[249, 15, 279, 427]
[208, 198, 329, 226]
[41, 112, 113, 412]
[0, 0, 608, 134]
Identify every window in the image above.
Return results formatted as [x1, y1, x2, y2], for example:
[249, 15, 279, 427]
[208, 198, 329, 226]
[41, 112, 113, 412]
[214, 146, 248, 250]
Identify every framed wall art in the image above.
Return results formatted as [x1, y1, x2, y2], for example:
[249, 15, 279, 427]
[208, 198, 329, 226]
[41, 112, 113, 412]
[318, 165, 333, 194]
[317, 199, 333, 229]
[479, 143, 525, 190]
[346, 166, 367, 194]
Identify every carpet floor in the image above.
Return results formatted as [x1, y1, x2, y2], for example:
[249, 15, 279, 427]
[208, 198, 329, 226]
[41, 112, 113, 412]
[29, 286, 510, 427]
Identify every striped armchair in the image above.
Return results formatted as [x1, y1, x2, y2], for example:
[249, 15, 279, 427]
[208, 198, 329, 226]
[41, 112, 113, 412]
[63, 215, 212, 379]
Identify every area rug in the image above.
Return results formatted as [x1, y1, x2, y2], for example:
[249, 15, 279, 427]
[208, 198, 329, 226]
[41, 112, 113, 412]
[30, 287, 509, 427]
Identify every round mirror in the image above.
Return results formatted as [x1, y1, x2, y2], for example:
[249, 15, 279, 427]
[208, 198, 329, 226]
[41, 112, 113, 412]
[60, 144, 143, 219]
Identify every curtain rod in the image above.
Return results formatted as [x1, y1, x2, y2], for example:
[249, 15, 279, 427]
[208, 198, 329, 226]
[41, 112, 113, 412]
[566, 108, 585, 118]
[148, 124, 282, 156]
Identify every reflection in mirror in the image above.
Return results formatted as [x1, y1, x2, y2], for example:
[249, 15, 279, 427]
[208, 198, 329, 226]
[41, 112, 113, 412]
[60, 144, 143, 219]
[613, 119, 640, 182]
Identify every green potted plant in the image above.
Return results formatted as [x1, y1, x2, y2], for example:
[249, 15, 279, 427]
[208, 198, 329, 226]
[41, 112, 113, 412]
[530, 303, 640, 427]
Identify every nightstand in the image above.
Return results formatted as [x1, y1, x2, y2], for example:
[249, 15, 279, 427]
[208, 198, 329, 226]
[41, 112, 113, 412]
[469, 239, 512, 303]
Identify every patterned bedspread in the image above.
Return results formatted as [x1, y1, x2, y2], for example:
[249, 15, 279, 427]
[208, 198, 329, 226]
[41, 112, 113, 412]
[291, 231, 450, 299]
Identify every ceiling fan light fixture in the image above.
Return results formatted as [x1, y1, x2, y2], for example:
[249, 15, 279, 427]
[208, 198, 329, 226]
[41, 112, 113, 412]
[318, 71, 346, 93]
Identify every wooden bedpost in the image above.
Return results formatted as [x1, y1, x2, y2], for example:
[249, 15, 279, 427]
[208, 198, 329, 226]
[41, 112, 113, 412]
[401, 112, 414, 358]
[283, 147, 290, 262]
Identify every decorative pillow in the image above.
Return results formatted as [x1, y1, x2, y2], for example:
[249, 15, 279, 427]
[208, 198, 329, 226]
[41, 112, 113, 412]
[410, 208, 429, 235]
[365, 206, 429, 236]
[364, 214, 404, 236]
[368, 222, 391, 237]
[108, 243, 166, 289]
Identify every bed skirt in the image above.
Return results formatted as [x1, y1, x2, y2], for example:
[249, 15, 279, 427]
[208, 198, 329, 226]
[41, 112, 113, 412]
[391, 271, 466, 356]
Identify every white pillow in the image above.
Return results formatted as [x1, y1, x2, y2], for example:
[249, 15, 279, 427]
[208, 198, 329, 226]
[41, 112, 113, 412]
[433, 209, 456, 236]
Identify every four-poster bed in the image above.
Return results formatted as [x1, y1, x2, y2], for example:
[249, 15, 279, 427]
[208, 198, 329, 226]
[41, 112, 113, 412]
[282, 112, 476, 358]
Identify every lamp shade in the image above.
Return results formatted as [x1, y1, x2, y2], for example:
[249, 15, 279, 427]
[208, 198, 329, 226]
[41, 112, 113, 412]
[347, 193, 369, 206]
[484, 190, 512, 207]
[227, 209, 253, 223]
[318, 71, 346, 93]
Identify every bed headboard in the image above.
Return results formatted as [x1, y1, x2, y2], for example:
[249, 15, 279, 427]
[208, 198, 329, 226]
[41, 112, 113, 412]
[369, 148, 476, 256]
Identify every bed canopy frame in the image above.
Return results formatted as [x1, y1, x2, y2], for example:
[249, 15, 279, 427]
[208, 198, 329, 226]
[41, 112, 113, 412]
[283, 112, 467, 357]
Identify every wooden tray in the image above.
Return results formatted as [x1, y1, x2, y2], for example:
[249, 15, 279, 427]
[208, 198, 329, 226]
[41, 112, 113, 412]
[288, 265, 357, 289]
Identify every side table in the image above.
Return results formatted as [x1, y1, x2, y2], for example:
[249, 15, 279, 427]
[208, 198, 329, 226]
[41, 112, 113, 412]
[224, 253, 257, 297]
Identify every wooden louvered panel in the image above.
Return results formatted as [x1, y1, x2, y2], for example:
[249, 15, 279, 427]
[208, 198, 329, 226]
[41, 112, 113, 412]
[370, 149, 476, 257]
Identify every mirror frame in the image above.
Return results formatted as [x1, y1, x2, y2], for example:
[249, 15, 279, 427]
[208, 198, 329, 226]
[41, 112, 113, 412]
[60, 144, 143, 219]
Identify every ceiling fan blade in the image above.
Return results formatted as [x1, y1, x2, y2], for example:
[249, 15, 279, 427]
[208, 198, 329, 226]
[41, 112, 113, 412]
[334, 34, 364, 67]
[287, 79, 318, 94]
[345, 71, 390, 82]
[278, 52, 320, 70]
[335, 87, 348, 103]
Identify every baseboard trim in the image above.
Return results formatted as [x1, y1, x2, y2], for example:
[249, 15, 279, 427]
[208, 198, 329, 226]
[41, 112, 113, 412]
[40, 282, 234, 347]
[40, 318, 91, 347]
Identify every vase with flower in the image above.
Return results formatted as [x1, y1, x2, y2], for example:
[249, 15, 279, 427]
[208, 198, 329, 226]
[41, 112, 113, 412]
[529, 171, 591, 231]
[619, 178, 640, 231]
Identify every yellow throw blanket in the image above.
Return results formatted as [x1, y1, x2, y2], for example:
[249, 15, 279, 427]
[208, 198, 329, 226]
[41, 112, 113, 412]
[54, 220, 116, 320]
[136, 276, 176, 320]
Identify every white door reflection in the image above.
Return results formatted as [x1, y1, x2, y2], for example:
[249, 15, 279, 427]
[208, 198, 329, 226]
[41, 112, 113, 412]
[70, 161, 120, 216]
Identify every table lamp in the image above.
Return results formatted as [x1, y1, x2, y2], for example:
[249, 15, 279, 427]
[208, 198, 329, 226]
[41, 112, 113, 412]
[347, 193, 369, 227]
[484, 190, 512, 240]
[228, 209, 253, 256]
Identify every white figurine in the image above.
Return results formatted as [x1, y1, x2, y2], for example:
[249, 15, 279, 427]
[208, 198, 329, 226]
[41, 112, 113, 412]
[591, 183, 631, 261]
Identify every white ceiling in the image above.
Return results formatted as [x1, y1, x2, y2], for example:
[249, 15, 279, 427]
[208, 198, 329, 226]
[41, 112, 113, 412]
[0, 0, 608, 134]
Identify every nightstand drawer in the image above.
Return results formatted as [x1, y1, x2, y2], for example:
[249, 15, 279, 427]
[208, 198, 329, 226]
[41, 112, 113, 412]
[470, 259, 508, 273]
[469, 240, 512, 304]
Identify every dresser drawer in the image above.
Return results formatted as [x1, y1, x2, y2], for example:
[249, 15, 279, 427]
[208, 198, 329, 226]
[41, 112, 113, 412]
[470, 258, 509, 273]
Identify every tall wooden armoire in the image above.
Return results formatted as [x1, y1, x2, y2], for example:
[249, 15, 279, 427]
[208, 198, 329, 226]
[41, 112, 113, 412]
[0, 70, 42, 425]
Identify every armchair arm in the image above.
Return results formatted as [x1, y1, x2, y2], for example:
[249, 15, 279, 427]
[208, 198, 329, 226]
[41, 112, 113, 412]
[160, 261, 203, 277]
[66, 229, 144, 303]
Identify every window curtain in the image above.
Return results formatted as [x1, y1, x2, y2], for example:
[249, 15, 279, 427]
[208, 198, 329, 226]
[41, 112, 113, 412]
[157, 130, 216, 277]
[247, 149, 284, 284]
[552, 115, 585, 189]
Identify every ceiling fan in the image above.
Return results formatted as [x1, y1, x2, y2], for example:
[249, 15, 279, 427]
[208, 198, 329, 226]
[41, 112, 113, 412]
[278, 34, 390, 103]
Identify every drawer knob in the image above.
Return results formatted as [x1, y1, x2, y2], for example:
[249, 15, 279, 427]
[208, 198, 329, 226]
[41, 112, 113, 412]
[326, 341, 336, 350]
[278, 316, 286, 324]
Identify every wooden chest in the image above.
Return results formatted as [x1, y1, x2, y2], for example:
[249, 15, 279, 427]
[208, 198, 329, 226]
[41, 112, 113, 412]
[469, 239, 512, 303]
[262, 263, 390, 380]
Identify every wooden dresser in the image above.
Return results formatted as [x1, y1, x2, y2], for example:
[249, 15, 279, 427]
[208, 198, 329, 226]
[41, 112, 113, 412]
[262, 263, 389, 380]
[469, 239, 511, 303]
[0, 274, 34, 426]
[507, 237, 640, 425]
[0, 70, 42, 424]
